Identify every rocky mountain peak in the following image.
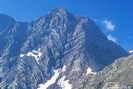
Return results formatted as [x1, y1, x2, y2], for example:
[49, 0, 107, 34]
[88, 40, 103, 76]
[49, 8, 69, 15]
[0, 8, 129, 89]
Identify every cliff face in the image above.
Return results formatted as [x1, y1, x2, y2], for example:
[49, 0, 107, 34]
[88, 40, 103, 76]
[0, 8, 128, 89]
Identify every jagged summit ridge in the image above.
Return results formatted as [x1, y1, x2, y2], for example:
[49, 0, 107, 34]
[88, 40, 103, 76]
[48, 8, 69, 15]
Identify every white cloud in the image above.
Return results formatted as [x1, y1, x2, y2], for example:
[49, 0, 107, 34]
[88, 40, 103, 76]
[103, 20, 115, 31]
[107, 34, 117, 42]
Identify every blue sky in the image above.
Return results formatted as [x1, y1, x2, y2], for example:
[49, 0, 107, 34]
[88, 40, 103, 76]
[0, 0, 132, 50]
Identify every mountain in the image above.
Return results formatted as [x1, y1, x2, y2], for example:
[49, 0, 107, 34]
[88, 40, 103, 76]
[0, 8, 128, 89]
[81, 54, 133, 89]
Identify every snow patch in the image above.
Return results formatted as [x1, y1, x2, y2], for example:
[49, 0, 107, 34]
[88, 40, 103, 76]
[129, 50, 133, 54]
[20, 54, 25, 57]
[58, 76, 72, 89]
[37, 65, 67, 89]
[20, 48, 42, 64]
[62, 65, 67, 72]
[86, 67, 96, 75]
[37, 69, 60, 89]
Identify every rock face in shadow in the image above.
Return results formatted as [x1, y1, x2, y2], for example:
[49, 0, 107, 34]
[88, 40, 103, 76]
[0, 8, 128, 89]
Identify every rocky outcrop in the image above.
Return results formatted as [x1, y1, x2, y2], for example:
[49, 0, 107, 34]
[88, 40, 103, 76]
[81, 55, 133, 89]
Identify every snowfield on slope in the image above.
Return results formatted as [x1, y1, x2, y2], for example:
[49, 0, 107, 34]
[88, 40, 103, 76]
[58, 76, 72, 89]
[86, 67, 96, 75]
[20, 48, 42, 64]
[37, 69, 60, 89]
[37, 65, 72, 89]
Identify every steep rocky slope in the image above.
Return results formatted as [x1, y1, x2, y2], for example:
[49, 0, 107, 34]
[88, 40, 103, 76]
[0, 8, 128, 89]
[81, 54, 133, 89]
